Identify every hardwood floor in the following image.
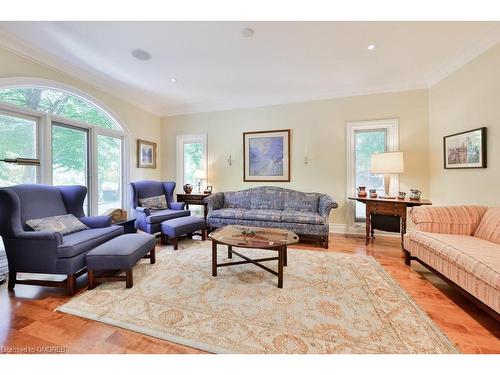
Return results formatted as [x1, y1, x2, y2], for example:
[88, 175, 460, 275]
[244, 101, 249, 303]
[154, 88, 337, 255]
[1, 234, 499, 354]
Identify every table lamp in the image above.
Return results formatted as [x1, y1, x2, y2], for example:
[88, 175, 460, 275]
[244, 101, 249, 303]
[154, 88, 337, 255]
[370, 151, 404, 199]
[193, 169, 207, 193]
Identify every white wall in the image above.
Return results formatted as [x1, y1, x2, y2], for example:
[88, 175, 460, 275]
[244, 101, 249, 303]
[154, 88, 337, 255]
[429, 43, 500, 207]
[162, 89, 430, 225]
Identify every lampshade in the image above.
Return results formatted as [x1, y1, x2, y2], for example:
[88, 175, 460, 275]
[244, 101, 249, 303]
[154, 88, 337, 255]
[371, 152, 404, 174]
[193, 169, 207, 179]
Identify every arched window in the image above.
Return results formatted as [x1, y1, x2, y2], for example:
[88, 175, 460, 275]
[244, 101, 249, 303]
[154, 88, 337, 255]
[0, 83, 126, 215]
[0, 87, 121, 130]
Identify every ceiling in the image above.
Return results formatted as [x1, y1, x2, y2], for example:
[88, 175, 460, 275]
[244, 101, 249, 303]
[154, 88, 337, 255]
[0, 21, 499, 116]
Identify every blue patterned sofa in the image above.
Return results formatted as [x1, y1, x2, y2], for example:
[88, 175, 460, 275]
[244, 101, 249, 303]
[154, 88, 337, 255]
[204, 186, 337, 248]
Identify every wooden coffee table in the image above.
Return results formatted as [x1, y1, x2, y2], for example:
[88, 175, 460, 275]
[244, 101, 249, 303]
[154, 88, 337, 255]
[209, 225, 299, 288]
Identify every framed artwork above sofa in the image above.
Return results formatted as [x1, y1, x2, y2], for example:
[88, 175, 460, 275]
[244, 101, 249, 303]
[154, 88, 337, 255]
[243, 129, 290, 182]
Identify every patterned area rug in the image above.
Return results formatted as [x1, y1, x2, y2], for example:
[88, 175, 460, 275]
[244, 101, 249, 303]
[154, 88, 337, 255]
[57, 241, 458, 353]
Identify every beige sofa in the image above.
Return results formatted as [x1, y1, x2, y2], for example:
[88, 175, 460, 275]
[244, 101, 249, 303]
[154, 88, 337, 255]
[403, 205, 500, 319]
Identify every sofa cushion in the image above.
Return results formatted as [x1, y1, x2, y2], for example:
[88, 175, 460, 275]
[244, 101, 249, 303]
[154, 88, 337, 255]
[26, 214, 88, 235]
[404, 230, 500, 313]
[210, 208, 246, 220]
[250, 187, 285, 210]
[223, 191, 252, 209]
[474, 207, 500, 245]
[242, 209, 282, 222]
[408, 205, 487, 235]
[284, 191, 320, 212]
[139, 195, 168, 210]
[57, 226, 123, 258]
[281, 211, 325, 225]
[145, 209, 190, 224]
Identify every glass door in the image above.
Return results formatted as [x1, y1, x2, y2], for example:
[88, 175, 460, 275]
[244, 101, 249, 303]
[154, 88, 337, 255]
[51, 122, 89, 213]
[0, 111, 38, 187]
[97, 134, 122, 214]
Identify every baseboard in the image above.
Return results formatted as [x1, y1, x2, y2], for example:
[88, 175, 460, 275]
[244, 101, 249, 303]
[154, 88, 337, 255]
[329, 223, 399, 238]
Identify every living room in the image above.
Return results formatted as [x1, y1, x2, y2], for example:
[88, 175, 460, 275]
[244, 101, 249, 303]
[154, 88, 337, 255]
[0, 0, 499, 371]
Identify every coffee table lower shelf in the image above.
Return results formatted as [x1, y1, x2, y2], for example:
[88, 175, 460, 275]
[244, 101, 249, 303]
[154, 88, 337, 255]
[211, 241, 288, 288]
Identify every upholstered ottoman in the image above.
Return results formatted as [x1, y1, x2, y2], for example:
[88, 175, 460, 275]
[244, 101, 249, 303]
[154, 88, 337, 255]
[160, 216, 206, 250]
[86, 233, 156, 289]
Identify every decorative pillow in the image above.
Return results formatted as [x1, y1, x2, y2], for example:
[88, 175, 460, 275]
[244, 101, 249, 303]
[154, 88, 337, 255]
[26, 214, 88, 235]
[139, 195, 168, 210]
[474, 208, 500, 245]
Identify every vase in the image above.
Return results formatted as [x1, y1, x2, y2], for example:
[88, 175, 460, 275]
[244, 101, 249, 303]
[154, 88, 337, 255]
[357, 186, 367, 197]
[183, 184, 193, 194]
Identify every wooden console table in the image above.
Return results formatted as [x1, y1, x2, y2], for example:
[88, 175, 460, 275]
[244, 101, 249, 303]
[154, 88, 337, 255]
[348, 196, 432, 247]
[176, 193, 211, 219]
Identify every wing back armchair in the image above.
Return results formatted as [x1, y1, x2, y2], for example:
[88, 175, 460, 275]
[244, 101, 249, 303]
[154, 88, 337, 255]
[130, 180, 189, 234]
[0, 184, 123, 295]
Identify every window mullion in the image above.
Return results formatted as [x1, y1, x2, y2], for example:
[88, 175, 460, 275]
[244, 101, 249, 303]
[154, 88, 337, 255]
[89, 128, 98, 216]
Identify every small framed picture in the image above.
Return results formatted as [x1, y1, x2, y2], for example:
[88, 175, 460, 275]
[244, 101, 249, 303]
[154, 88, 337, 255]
[443, 127, 487, 169]
[204, 186, 213, 194]
[137, 139, 157, 169]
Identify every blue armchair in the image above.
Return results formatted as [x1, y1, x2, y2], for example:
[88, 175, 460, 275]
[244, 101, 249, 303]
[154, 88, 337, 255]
[0, 184, 123, 295]
[130, 180, 190, 235]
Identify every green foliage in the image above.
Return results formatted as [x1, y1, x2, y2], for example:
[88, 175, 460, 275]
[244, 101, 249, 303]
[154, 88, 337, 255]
[0, 88, 118, 129]
[184, 142, 203, 184]
[0, 113, 37, 186]
[1, 88, 122, 198]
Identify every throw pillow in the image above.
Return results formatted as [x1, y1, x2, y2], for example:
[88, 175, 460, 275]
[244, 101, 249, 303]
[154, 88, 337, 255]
[139, 195, 168, 210]
[474, 207, 500, 245]
[26, 214, 88, 235]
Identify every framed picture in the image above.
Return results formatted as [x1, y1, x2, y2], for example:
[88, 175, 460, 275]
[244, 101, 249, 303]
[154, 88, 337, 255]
[137, 139, 157, 169]
[243, 129, 290, 182]
[443, 127, 487, 169]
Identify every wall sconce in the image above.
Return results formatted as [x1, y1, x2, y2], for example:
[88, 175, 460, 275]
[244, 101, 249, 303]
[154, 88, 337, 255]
[304, 144, 308, 165]
[227, 154, 232, 166]
[1, 157, 41, 166]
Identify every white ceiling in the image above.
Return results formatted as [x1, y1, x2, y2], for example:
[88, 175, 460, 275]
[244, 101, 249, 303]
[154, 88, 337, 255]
[0, 21, 499, 116]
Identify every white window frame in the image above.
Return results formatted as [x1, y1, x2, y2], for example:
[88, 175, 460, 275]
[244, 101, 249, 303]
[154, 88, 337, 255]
[176, 134, 208, 193]
[346, 118, 399, 233]
[0, 81, 129, 215]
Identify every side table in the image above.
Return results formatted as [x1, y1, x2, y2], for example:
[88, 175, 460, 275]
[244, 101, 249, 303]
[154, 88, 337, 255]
[348, 196, 432, 247]
[112, 218, 137, 234]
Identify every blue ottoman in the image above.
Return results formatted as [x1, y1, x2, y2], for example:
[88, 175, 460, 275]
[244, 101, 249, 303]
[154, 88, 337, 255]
[86, 233, 156, 289]
[161, 216, 206, 250]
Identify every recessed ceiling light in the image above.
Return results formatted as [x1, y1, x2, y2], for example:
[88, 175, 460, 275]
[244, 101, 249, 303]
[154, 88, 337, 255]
[170, 78, 177, 83]
[131, 49, 152, 61]
[367, 44, 375, 51]
[242, 28, 255, 38]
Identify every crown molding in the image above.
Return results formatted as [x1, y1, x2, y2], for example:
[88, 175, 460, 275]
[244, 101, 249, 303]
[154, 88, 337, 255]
[2, 25, 499, 118]
[425, 26, 500, 87]
[0, 28, 164, 116]
[160, 81, 427, 117]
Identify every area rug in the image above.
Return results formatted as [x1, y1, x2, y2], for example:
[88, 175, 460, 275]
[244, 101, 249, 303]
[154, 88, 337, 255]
[57, 241, 458, 353]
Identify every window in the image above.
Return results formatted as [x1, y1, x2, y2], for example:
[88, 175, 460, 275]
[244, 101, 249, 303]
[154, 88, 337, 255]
[97, 134, 122, 214]
[0, 111, 38, 186]
[0, 82, 126, 215]
[0, 87, 120, 129]
[176, 134, 207, 190]
[346, 119, 399, 226]
[52, 123, 89, 213]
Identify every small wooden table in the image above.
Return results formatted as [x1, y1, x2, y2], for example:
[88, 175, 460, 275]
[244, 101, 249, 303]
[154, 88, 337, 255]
[348, 196, 432, 247]
[176, 193, 211, 219]
[209, 225, 299, 288]
[112, 218, 137, 234]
